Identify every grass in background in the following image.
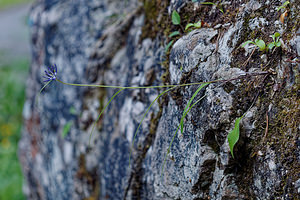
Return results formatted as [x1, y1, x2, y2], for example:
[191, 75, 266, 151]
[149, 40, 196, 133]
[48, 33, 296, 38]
[0, 59, 29, 200]
[0, 1, 31, 199]
[0, 0, 32, 9]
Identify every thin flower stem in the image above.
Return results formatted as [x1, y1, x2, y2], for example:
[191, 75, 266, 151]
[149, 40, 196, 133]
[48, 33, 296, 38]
[88, 88, 126, 147]
[39, 80, 53, 94]
[56, 71, 269, 90]
[35, 80, 53, 109]
[56, 78, 218, 89]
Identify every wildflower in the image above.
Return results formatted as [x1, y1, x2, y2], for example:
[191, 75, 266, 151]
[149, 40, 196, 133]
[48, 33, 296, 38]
[43, 64, 57, 82]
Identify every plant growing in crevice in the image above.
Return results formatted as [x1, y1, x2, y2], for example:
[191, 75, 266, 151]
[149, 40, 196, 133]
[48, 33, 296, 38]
[227, 116, 243, 158]
[267, 32, 281, 50]
[241, 32, 282, 53]
[171, 10, 181, 26]
[200, 1, 224, 14]
[165, 10, 182, 52]
[185, 21, 202, 31]
[241, 39, 266, 52]
[227, 90, 259, 158]
[62, 121, 73, 138]
[277, 1, 290, 23]
[166, 9, 205, 52]
[276, 1, 289, 12]
[39, 65, 270, 174]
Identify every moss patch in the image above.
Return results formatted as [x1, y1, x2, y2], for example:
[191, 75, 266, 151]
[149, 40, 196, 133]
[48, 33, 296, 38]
[141, 0, 170, 40]
[262, 74, 299, 197]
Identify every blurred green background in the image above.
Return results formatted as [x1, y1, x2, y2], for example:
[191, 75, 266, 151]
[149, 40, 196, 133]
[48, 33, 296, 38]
[0, 0, 33, 199]
[0, 60, 28, 200]
[0, 0, 31, 10]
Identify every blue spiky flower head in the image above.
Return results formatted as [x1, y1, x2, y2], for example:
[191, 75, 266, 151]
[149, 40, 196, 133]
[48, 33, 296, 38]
[43, 64, 57, 82]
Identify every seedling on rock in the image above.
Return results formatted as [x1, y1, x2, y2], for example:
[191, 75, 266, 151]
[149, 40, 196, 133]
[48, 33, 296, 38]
[165, 10, 182, 52]
[241, 32, 282, 53]
[276, 1, 289, 12]
[267, 32, 281, 50]
[185, 21, 202, 31]
[242, 39, 266, 51]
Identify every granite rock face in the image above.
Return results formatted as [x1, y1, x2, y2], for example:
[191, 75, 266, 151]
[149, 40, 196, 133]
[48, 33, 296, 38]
[20, 0, 299, 199]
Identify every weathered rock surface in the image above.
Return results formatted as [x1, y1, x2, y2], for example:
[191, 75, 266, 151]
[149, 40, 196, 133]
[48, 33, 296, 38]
[20, 0, 299, 199]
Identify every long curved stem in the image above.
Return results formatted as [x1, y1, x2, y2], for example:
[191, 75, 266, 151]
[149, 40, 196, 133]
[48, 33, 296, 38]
[56, 78, 219, 89]
[35, 80, 53, 109]
[88, 88, 125, 147]
[56, 71, 269, 90]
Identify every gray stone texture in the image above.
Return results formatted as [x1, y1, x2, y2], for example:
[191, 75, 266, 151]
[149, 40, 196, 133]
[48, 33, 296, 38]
[20, 0, 300, 199]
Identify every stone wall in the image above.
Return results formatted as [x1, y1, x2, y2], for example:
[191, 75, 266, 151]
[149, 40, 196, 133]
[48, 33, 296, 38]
[19, 0, 299, 199]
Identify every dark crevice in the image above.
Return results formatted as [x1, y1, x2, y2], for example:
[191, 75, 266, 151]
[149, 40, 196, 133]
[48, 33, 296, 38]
[191, 159, 216, 196]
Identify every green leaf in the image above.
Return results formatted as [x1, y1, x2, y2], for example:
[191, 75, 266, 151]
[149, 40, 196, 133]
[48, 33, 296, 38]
[271, 32, 280, 42]
[89, 89, 125, 146]
[169, 31, 180, 38]
[69, 106, 77, 115]
[201, 2, 216, 5]
[227, 116, 243, 158]
[194, 21, 202, 28]
[180, 83, 209, 134]
[185, 21, 202, 31]
[274, 32, 281, 38]
[271, 34, 275, 41]
[172, 10, 181, 25]
[219, 7, 224, 14]
[267, 43, 275, 50]
[276, 1, 290, 11]
[275, 41, 281, 47]
[62, 121, 72, 138]
[241, 40, 255, 48]
[185, 23, 194, 30]
[165, 40, 174, 52]
[255, 39, 266, 51]
[283, 1, 290, 6]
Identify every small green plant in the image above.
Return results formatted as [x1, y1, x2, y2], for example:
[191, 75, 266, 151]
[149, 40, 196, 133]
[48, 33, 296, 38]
[168, 31, 180, 38]
[241, 32, 282, 52]
[241, 39, 266, 51]
[201, 2, 224, 14]
[267, 32, 281, 50]
[166, 10, 204, 52]
[185, 21, 202, 31]
[227, 116, 243, 158]
[166, 10, 182, 52]
[171, 10, 180, 25]
[62, 121, 73, 138]
[227, 91, 259, 158]
[276, 1, 289, 12]
[165, 40, 174, 52]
